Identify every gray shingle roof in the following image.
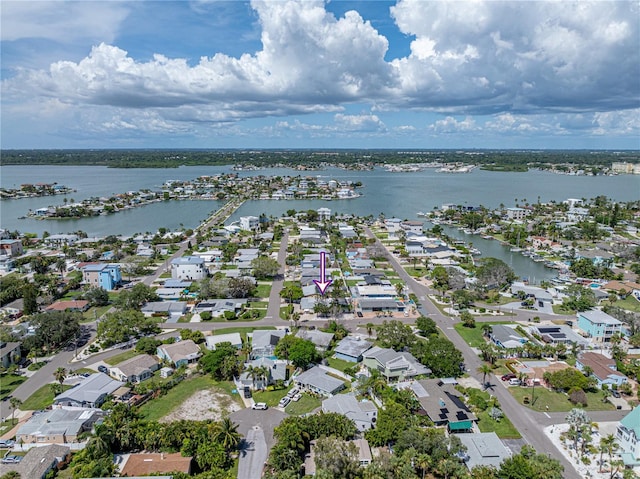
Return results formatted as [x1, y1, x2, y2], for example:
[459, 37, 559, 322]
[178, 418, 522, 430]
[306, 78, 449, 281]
[334, 336, 372, 358]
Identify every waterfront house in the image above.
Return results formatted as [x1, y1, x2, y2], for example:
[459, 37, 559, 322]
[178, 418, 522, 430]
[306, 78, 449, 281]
[0, 239, 23, 257]
[576, 352, 628, 388]
[0, 444, 70, 479]
[489, 325, 528, 350]
[294, 366, 345, 396]
[54, 373, 124, 408]
[617, 407, 640, 467]
[362, 346, 431, 382]
[17, 408, 102, 444]
[109, 354, 160, 383]
[81, 263, 122, 290]
[322, 394, 378, 431]
[240, 215, 260, 231]
[505, 207, 528, 220]
[334, 336, 372, 362]
[412, 379, 476, 433]
[156, 340, 201, 367]
[577, 309, 623, 343]
[45, 234, 79, 246]
[171, 256, 207, 281]
[317, 207, 331, 220]
[454, 432, 512, 471]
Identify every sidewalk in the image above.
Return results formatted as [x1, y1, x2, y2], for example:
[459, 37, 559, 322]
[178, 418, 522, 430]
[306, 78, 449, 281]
[0, 409, 32, 441]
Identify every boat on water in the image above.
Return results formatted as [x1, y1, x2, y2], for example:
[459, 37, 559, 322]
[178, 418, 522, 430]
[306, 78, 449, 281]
[417, 211, 428, 217]
[470, 248, 482, 255]
[510, 247, 522, 252]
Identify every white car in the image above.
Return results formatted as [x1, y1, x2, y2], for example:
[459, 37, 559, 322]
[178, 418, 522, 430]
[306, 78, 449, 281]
[287, 388, 300, 398]
[292, 393, 302, 402]
[252, 402, 268, 410]
[278, 397, 291, 408]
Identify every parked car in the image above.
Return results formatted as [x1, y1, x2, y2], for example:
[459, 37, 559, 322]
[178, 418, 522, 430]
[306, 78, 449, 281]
[287, 388, 300, 398]
[501, 373, 517, 381]
[97, 365, 109, 374]
[252, 402, 268, 410]
[0, 440, 15, 448]
[292, 393, 302, 402]
[612, 390, 621, 398]
[509, 378, 522, 386]
[278, 397, 291, 408]
[243, 387, 252, 399]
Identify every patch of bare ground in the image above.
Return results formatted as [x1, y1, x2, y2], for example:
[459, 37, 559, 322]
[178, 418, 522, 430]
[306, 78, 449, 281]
[160, 388, 241, 423]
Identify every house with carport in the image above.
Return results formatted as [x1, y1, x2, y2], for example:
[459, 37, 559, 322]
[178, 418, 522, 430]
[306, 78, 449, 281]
[54, 373, 124, 408]
[294, 366, 345, 396]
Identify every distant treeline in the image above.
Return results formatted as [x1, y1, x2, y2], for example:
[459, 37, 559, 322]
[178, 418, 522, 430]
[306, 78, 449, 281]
[1, 149, 638, 169]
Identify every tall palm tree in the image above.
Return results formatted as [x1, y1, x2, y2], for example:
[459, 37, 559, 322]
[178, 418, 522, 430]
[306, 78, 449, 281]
[54, 367, 67, 385]
[9, 397, 22, 425]
[215, 417, 241, 452]
[477, 364, 493, 389]
[599, 434, 617, 473]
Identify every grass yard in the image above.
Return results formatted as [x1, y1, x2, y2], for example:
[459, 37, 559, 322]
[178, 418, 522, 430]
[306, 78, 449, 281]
[138, 375, 234, 421]
[255, 284, 272, 298]
[22, 384, 73, 411]
[476, 409, 522, 439]
[454, 322, 511, 348]
[285, 394, 321, 416]
[326, 357, 356, 374]
[509, 386, 616, 412]
[0, 374, 27, 400]
[614, 296, 640, 313]
[104, 349, 140, 366]
[247, 301, 269, 309]
[252, 387, 290, 407]
[82, 305, 111, 321]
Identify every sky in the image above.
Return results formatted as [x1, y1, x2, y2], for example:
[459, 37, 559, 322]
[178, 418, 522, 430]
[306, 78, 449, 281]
[1, 0, 639, 150]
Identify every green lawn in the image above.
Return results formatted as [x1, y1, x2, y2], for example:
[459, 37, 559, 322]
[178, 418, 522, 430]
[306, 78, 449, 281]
[0, 374, 27, 400]
[247, 301, 269, 308]
[285, 394, 321, 416]
[104, 349, 140, 366]
[476, 409, 522, 439]
[252, 387, 290, 407]
[614, 296, 640, 313]
[454, 322, 511, 348]
[138, 375, 238, 421]
[509, 386, 616, 412]
[326, 357, 356, 374]
[22, 384, 73, 411]
[255, 284, 272, 298]
[404, 267, 426, 278]
[82, 305, 111, 321]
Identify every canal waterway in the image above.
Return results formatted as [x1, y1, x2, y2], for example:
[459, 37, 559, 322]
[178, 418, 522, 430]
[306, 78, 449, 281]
[2, 164, 638, 282]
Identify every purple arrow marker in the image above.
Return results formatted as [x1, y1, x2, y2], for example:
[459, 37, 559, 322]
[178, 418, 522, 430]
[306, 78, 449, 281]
[313, 251, 333, 295]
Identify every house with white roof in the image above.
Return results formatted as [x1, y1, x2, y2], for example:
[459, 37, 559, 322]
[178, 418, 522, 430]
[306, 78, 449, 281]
[205, 332, 243, 350]
[16, 409, 102, 444]
[54, 373, 124, 408]
[294, 366, 345, 396]
[333, 336, 372, 362]
[240, 216, 260, 231]
[251, 329, 287, 359]
[455, 432, 512, 470]
[362, 346, 431, 381]
[577, 309, 623, 343]
[489, 325, 528, 350]
[171, 256, 207, 280]
[322, 393, 377, 431]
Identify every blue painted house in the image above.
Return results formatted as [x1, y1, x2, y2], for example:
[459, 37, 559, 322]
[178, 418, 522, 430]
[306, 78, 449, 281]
[82, 263, 122, 291]
[577, 309, 623, 343]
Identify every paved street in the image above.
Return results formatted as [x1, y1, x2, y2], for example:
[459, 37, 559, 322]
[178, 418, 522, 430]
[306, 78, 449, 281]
[265, 230, 289, 322]
[237, 426, 268, 479]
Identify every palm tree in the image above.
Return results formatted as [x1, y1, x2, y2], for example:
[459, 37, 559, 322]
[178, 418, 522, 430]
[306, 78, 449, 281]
[54, 367, 67, 385]
[215, 417, 241, 452]
[599, 433, 617, 473]
[415, 453, 432, 479]
[395, 282, 405, 299]
[478, 364, 493, 389]
[9, 397, 22, 425]
[365, 323, 375, 337]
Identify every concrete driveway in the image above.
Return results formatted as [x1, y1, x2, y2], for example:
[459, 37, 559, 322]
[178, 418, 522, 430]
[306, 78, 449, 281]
[230, 407, 288, 450]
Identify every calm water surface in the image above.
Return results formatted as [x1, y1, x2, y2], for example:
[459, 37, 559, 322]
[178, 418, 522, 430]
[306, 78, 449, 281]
[2, 165, 638, 281]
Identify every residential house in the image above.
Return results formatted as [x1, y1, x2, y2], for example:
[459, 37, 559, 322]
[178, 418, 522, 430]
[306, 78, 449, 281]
[141, 301, 188, 322]
[505, 207, 528, 220]
[362, 346, 431, 381]
[489, 325, 528, 350]
[322, 394, 377, 431]
[16, 408, 102, 444]
[400, 220, 424, 234]
[250, 329, 287, 359]
[455, 433, 512, 470]
[45, 300, 89, 312]
[333, 336, 372, 363]
[0, 239, 23, 257]
[510, 282, 554, 305]
[205, 332, 243, 351]
[240, 215, 260, 231]
[338, 224, 357, 238]
[317, 207, 331, 220]
[45, 234, 79, 246]
[82, 263, 122, 290]
[120, 452, 193, 476]
[577, 309, 623, 343]
[299, 226, 323, 243]
[171, 256, 207, 281]
[305, 439, 372, 476]
[576, 352, 628, 388]
[294, 366, 345, 396]
[109, 354, 160, 383]
[54, 373, 124, 408]
[412, 379, 477, 433]
[530, 324, 589, 348]
[617, 407, 640, 467]
[357, 298, 406, 313]
[239, 357, 288, 390]
[384, 218, 402, 236]
[0, 341, 21, 368]
[0, 444, 70, 479]
[296, 329, 334, 352]
[156, 340, 202, 367]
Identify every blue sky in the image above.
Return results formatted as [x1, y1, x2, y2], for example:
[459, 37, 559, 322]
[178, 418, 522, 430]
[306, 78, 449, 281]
[1, 0, 639, 149]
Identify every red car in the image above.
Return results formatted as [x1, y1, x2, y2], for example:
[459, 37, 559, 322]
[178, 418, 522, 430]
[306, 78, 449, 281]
[501, 373, 517, 381]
